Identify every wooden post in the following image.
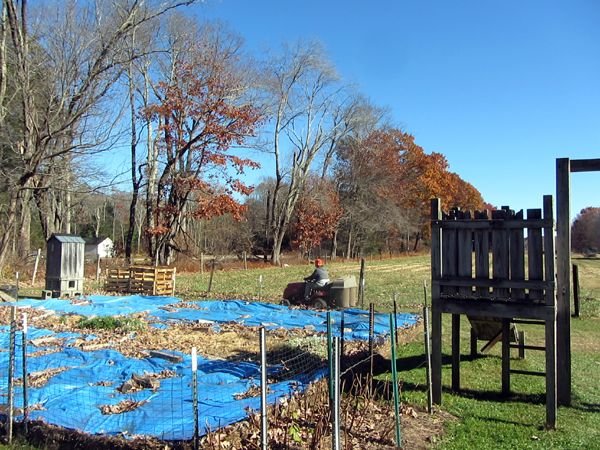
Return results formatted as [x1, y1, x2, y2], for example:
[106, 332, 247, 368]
[96, 256, 101, 282]
[501, 319, 511, 396]
[556, 158, 571, 406]
[470, 328, 478, 357]
[572, 264, 580, 318]
[200, 253, 204, 275]
[543, 194, 557, 429]
[423, 282, 433, 414]
[207, 259, 216, 293]
[451, 314, 460, 392]
[31, 248, 41, 285]
[430, 198, 443, 405]
[243, 251, 248, 271]
[359, 258, 366, 308]
[172, 267, 177, 296]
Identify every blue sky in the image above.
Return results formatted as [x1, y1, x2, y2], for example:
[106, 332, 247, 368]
[197, 0, 600, 220]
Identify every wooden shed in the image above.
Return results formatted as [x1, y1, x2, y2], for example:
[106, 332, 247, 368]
[44, 234, 85, 298]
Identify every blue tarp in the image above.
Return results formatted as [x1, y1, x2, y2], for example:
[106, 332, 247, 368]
[0, 296, 419, 440]
[13, 295, 417, 340]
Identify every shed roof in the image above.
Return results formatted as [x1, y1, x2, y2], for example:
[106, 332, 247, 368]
[48, 234, 86, 244]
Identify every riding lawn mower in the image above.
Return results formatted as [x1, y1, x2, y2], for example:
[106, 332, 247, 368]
[281, 276, 358, 309]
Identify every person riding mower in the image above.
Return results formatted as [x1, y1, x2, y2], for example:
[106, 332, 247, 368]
[303, 258, 330, 301]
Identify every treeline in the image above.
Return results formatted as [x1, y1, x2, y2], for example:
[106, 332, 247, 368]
[0, 0, 486, 273]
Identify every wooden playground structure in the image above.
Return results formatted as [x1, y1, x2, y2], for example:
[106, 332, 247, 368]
[429, 157, 600, 429]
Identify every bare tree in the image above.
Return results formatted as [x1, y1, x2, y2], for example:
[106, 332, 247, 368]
[0, 0, 198, 273]
[262, 42, 356, 265]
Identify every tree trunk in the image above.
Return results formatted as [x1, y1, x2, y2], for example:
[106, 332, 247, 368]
[0, 190, 22, 271]
[17, 190, 31, 258]
[346, 225, 353, 261]
[331, 228, 338, 260]
[413, 232, 421, 252]
[125, 54, 140, 264]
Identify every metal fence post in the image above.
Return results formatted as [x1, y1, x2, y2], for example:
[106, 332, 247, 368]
[332, 336, 341, 450]
[327, 312, 334, 405]
[192, 347, 199, 450]
[369, 303, 375, 378]
[359, 258, 366, 308]
[260, 327, 268, 450]
[389, 314, 402, 448]
[7, 306, 16, 443]
[22, 313, 29, 434]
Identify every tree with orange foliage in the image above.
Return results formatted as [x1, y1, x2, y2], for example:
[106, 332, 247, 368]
[334, 128, 485, 254]
[144, 41, 262, 264]
[291, 179, 343, 257]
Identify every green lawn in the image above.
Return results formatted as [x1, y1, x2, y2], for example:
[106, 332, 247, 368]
[4, 254, 600, 449]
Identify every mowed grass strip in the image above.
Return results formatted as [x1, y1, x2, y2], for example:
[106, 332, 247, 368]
[175, 254, 430, 312]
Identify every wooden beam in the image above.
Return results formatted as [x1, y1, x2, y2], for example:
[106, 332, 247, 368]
[439, 299, 555, 320]
[436, 278, 552, 290]
[556, 158, 572, 406]
[452, 314, 460, 391]
[430, 219, 550, 229]
[569, 158, 600, 172]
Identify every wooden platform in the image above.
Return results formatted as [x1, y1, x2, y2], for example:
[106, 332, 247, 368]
[105, 266, 176, 296]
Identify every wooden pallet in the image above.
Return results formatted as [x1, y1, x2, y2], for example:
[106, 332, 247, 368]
[105, 266, 176, 296]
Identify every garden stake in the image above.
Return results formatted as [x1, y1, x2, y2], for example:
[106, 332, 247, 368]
[389, 314, 402, 448]
[258, 274, 263, 301]
[259, 327, 268, 450]
[192, 347, 199, 450]
[423, 280, 433, 413]
[22, 313, 29, 434]
[327, 312, 334, 405]
[32, 248, 41, 285]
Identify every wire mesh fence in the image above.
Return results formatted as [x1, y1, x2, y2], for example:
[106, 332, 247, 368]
[0, 299, 417, 449]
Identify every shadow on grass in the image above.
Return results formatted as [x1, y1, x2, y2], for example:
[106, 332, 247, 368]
[393, 352, 483, 372]
[390, 352, 548, 407]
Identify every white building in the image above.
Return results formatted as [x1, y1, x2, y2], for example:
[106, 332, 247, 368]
[84, 237, 114, 259]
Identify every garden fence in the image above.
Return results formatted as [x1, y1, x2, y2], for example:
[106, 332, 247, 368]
[0, 300, 412, 449]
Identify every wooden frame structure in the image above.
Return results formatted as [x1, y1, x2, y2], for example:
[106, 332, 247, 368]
[430, 196, 557, 428]
[555, 157, 600, 406]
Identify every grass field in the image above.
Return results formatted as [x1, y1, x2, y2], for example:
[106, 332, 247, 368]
[4, 254, 600, 449]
